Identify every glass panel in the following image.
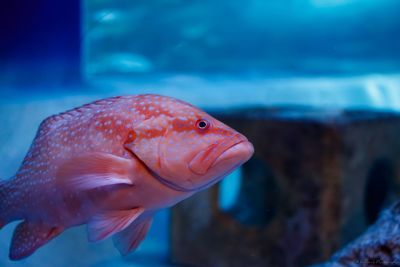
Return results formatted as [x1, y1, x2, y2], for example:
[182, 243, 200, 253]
[83, 0, 400, 77]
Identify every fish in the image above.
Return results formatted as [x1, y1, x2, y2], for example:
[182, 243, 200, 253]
[0, 94, 254, 260]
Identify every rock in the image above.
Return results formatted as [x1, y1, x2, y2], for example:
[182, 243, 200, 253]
[170, 107, 400, 267]
[313, 201, 400, 267]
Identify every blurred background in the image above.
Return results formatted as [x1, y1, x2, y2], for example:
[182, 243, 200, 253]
[1, 0, 400, 266]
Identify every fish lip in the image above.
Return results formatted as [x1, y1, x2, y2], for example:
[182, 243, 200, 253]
[184, 141, 252, 192]
[152, 140, 249, 193]
[153, 135, 251, 192]
[194, 140, 253, 190]
[188, 134, 248, 175]
[210, 140, 253, 169]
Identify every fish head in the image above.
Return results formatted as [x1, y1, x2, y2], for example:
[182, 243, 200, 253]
[126, 95, 254, 192]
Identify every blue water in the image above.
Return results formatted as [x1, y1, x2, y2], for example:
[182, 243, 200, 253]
[1, 0, 400, 266]
[1, 79, 400, 266]
[83, 0, 400, 77]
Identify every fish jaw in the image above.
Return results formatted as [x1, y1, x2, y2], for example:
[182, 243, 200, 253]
[162, 134, 254, 192]
[190, 139, 254, 191]
[188, 133, 250, 175]
[211, 140, 254, 170]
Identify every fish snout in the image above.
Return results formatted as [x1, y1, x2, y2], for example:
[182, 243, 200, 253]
[210, 138, 254, 171]
[188, 134, 253, 176]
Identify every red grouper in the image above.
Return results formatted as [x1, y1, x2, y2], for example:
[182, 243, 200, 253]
[0, 94, 254, 260]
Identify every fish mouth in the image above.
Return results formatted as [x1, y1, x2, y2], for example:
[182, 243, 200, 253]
[186, 139, 254, 191]
[188, 134, 249, 175]
[151, 135, 253, 192]
[210, 140, 254, 170]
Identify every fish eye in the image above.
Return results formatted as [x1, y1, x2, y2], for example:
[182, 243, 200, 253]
[196, 119, 210, 131]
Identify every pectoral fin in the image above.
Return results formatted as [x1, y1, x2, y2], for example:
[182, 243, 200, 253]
[10, 221, 63, 260]
[113, 217, 153, 256]
[57, 153, 137, 191]
[87, 207, 145, 242]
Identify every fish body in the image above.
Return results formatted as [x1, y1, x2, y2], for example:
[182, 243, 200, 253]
[0, 94, 253, 260]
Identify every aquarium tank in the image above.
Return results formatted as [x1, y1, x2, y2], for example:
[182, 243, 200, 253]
[0, 0, 400, 266]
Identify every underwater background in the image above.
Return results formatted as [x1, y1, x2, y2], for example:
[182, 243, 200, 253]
[1, 0, 400, 266]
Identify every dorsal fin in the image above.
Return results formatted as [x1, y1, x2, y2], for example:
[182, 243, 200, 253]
[38, 96, 129, 133]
